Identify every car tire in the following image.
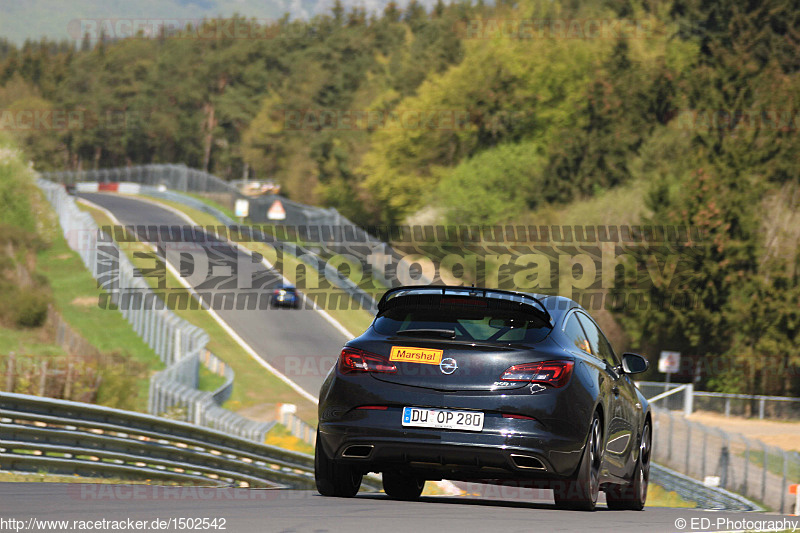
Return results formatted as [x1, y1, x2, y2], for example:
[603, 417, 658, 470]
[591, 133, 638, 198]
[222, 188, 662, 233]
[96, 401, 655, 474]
[382, 471, 425, 500]
[553, 412, 602, 511]
[606, 422, 650, 511]
[315, 430, 362, 497]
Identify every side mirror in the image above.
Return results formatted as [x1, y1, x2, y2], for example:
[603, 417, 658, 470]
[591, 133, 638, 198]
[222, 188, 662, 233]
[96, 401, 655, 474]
[621, 353, 649, 374]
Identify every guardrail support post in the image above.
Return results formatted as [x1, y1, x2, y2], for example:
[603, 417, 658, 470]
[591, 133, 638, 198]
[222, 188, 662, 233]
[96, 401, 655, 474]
[701, 429, 707, 480]
[759, 398, 765, 419]
[667, 410, 674, 462]
[761, 442, 768, 504]
[782, 450, 788, 514]
[683, 383, 694, 417]
[685, 422, 692, 475]
[148, 381, 154, 414]
[743, 438, 750, 495]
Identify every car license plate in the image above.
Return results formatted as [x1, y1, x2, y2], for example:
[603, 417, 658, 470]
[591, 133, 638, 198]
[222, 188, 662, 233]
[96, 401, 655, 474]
[402, 407, 484, 432]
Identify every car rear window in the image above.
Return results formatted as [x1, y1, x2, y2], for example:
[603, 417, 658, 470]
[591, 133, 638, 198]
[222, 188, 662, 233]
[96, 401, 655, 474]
[373, 308, 551, 344]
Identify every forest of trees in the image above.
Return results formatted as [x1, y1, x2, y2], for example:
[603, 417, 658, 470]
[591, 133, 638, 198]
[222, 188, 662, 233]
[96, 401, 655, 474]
[1, 0, 798, 396]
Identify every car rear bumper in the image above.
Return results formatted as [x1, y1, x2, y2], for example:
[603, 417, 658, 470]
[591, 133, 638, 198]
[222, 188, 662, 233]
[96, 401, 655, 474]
[318, 409, 584, 480]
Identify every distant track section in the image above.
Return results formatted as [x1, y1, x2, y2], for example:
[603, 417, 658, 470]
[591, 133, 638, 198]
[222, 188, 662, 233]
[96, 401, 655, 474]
[78, 191, 348, 397]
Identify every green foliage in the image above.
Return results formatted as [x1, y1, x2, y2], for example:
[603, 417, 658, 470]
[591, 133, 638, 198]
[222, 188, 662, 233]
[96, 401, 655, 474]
[541, 41, 677, 204]
[0, 134, 39, 233]
[614, 0, 800, 395]
[0, 7, 468, 217]
[437, 142, 543, 225]
[0, 141, 54, 329]
[360, 20, 603, 222]
[94, 352, 149, 411]
[5, 286, 50, 327]
[0, 135, 159, 411]
[239, 9, 465, 215]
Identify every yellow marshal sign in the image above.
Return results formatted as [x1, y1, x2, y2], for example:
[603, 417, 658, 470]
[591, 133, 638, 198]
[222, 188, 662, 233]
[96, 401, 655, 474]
[389, 346, 443, 365]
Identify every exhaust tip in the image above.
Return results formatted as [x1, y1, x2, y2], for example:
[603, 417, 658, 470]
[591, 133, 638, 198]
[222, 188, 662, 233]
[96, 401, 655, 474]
[341, 445, 374, 458]
[509, 454, 545, 470]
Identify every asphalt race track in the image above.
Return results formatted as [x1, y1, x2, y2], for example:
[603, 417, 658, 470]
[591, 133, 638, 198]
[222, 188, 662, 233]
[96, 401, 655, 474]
[0, 484, 789, 533]
[78, 192, 348, 397]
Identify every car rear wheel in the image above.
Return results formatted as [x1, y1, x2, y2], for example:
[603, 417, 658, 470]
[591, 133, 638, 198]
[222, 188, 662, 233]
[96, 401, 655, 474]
[315, 430, 362, 497]
[606, 422, 650, 510]
[382, 471, 425, 500]
[553, 412, 602, 511]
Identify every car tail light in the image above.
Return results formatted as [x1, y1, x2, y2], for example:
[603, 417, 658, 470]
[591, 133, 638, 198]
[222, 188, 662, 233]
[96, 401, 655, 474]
[500, 360, 573, 387]
[339, 347, 397, 374]
[502, 413, 537, 420]
[356, 405, 388, 410]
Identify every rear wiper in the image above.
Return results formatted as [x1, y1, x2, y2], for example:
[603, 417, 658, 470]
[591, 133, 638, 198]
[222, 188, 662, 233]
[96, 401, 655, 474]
[396, 328, 456, 339]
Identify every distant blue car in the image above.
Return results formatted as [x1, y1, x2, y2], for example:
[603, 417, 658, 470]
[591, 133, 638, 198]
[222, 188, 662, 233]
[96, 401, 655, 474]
[271, 285, 299, 309]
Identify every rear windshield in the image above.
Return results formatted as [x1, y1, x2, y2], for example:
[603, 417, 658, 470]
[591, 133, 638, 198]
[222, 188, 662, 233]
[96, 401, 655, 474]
[373, 308, 551, 344]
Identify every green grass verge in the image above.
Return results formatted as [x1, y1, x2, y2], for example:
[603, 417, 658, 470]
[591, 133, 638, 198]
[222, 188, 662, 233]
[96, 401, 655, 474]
[197, 365, 228, 392]
[35, 224, 163, 412]
[77, 200, 318, 423]
[646, 483, 697, 508]
[0, 328, 67, 357]
[740, 448, 800, 481]
[264, 424, 314, 455]
[182, 191, 239, 221]
[517, 178, 652, 228]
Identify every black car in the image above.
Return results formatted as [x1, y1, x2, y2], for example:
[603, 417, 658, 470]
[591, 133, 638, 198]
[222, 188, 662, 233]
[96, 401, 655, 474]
[315, 286, 651, 511]
[271, 284, 299, 308]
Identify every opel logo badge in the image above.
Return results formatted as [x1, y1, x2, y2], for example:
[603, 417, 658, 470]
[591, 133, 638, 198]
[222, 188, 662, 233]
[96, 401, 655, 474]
[440, 358, 458, 375]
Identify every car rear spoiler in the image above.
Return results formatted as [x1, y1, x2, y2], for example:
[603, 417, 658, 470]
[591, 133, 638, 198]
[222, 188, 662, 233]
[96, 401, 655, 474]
[377, 285, 552, 327]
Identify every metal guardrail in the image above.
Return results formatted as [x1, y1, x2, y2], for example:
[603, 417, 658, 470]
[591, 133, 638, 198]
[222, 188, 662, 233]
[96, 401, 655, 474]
[37, 179, 273, 442]
[280, 411, 316, 447]
[650, 407, 800, 513]
[639, 382, 800, 513]
[0, 392, 310, 488]
[0, 392, 384, 491]
[693, 391, 800, 420]
[650, 464, 762, 511]
[638, 381, 800, 420]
